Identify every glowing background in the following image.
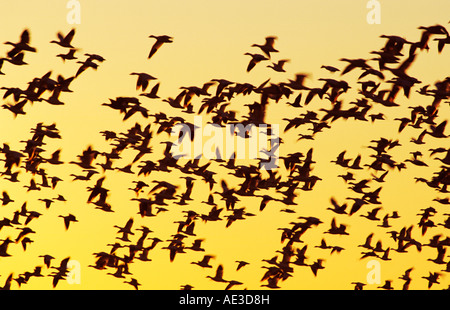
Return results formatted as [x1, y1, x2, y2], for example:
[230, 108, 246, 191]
[0, 0, 449, 290]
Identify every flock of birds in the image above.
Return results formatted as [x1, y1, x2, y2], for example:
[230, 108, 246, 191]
[0, 22, 449, 291]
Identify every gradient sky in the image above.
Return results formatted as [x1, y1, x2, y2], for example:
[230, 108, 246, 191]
[0, 1, 449, 290]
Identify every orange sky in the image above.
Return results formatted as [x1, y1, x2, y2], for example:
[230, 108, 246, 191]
[0, 1, 449, 290]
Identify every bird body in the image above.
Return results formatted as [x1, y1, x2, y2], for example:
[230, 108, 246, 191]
[148, 35, 173, 59]
[59, 214, 78, 230]
[251, 36, 278, 58]
[244, 53, 268, 72]
[50, 29, 76, 48]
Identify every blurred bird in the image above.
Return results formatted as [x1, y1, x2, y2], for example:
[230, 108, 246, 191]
[148, 35, 173, 59]
[50, 29, 76, 48]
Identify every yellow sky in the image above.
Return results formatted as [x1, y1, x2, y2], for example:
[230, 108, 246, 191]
[0, 1, 449, 290]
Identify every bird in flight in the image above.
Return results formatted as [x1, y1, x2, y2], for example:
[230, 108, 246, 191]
[50, 29, 76, 48]
[244, 53, 268, 72]
[251, 36, 279, 58]
[148, 35, 173, 59]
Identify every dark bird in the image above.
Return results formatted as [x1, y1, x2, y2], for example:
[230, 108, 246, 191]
[310, 259, 325, 276]
[434, 35, 450, 53]
[2, 99, 27, 117]
[207, 264, 228, 283]
[395, 117, 411, 133]
[114, 218, 135, 242]
[372, 170, 389, 183]
[331, 151, 351, 167]
[340, 58, 371, 75]
[56, 48, 78, 62]
[325, 218, 349, 235]
[130, 72, 157, 92]
[426, 120, 448, 138]
[399, 267, 414, 283]
[46, 149, 64, 165]
[85, 53, 106, 63]
[186, 239, 205, 252]
[124, 278, 141, 290]
[378, 280, 394, 290]
[352, 282, 366, 290]
[191, 255, 215, 268]
[327, 198, 348, 215]
[0, 238, 14, 257]
[321, 65, 340, 73]
[251, 36, 279, 58]
[360, 207, 382, 221]
[267, 59, 289, 72]
[140, 82, 160, 99]
[148, 35, 173, 59]
[359, 233, 374, 250]
[347, 197, 369, 216]
[236, 260, 249, 271]
[2, 52, 27, 66]
[286, 92, 303, 108]
[24, 211, 42, 225]
[261, 276, 281, 289]
[225, 280, 243, 290]
[15, 227, 35, 243]
[50, 29, 76, 48]
[20, 237, 33, 251]
[70, 145, 99, 169]
[38, 199, 54, 209]
[75, 57, 99, 77]
[39, 254, 55, 268]
[0, 191, 14, 206]
[54, 194, 67, 202]
[377, 214, 392, 228]
[258, 195, 277, 211]
[244, 53, 268, 72]
[59, 214, 78, 230]
[417, 24, 449, 51]
[0, 273, 13, 290]
[422, 272, 441, 289]
[338, 172, 355, 183]
[4, 29, 36, 58]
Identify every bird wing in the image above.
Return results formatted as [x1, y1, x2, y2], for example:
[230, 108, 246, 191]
[215, 264, 224, 279]
[21, 29, 31, 44]
[148, 41, 164, 59]
[65, 29, 75, 43]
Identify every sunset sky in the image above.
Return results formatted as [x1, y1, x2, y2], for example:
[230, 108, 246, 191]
[0, 1, 449, 290]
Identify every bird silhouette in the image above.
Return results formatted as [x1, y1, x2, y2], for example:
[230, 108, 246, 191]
[0, 238, 14, 257]
[59, 214, 78, 230]
[324, 218, 349, 235]
[130, 72, 157, 92]
[267, 59, 289, 72]
[207, 264, 228, 283]
[148, 35, 173, 59]
[251, 36, 278, 58]
[124, 278, 141, 290]
[244, 53, 269, 72]
[50, 29, 76, 48]
[4, 29, 36, 58]
[191, 255, 215, 268]
[378, 280, 394, 290]
[114, 218, 135, 242]
[56, 48, 78, 62]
